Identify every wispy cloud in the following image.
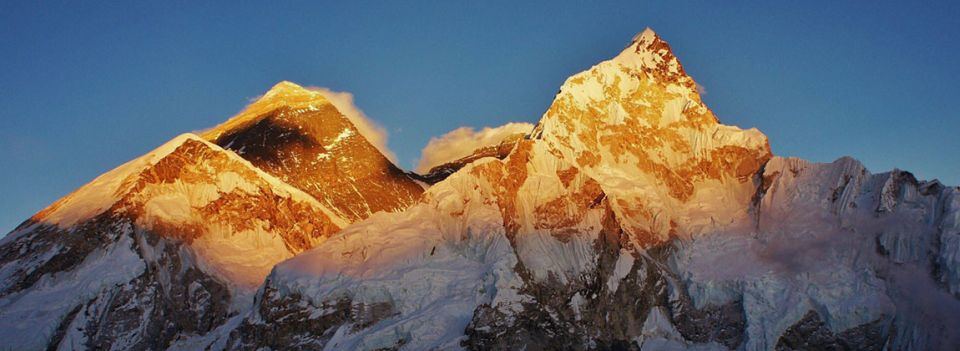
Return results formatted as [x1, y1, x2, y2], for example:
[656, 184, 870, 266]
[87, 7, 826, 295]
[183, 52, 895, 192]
[416, 122, 533, 173]
[307, 86, 398, 163]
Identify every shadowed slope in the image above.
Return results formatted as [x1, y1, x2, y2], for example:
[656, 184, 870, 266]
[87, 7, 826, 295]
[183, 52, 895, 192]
[204, 82, 424, 222]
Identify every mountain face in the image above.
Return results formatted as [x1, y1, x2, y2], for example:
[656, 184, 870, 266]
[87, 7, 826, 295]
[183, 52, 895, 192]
[2, 28, 960, 351]
[0, 134, 348, 350]
[531, 28, 770, 246]
[202, 82, 424, 222]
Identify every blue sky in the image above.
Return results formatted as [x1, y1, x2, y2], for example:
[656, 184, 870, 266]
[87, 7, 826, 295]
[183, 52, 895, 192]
[1, 1, 958, 233]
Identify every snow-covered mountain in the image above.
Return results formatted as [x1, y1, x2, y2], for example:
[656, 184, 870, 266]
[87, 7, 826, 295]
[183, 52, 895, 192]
[2, 28, 959, 350]
[0, 84, 423, 350]
[0, 133, 349, 350]
[225, 29, 960, 350]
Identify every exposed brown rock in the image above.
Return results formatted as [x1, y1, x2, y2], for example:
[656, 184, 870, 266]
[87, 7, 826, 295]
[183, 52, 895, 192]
[204, 83, 424, 222]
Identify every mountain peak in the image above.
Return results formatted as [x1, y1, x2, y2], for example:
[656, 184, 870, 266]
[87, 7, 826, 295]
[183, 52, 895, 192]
[261, 81, 323, 100]
[628, 27, 659, 48]
[201, 82, 425, 223]
[201, 81, 331, 141]
[533, 27, 769, 205]
[613, 27, 685, 79]
[618, 27, 665, 56]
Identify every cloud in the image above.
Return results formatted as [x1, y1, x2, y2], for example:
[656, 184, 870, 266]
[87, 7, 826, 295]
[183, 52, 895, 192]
[306, 86, 398, 163]
[416, 122, 534, 173]
[695, 82, 707, 96]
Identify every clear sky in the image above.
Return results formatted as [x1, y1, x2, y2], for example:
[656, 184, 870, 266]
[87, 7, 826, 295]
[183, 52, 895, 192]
[1, 1, 958, 234]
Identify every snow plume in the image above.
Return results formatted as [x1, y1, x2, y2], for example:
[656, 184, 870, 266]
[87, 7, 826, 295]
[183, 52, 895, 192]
[416, 122, 533, 173]
[695, 82, 707, 96]
[306, 87, 398, 163]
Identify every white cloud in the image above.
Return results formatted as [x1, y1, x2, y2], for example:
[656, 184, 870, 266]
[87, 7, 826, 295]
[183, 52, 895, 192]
[306, 86, 398, 163]
[695, 82, 707, 96]
[416, 122, 534, 173]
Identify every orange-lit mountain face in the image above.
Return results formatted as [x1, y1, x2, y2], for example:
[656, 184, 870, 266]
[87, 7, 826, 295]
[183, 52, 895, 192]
[235, 29, 960, 351]
[203, 82, 424, 222]
[533, 28, 771, 245]
[0, 83, 420, 349]
[3, 28, 960, 351]
[535, 29, 770, 191]
[0, 134, 349, 349]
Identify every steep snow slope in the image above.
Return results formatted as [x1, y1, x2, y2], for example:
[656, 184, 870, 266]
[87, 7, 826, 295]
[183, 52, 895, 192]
[0, 134, 345, 350]
[532, 28, 770, 245]
[203, 81, 424, 222]
[229, 29, 960, 351]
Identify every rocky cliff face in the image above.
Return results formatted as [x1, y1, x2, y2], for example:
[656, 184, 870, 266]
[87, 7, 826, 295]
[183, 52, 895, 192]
[2, 28, 959, 351]
[202, 82, 424, 222]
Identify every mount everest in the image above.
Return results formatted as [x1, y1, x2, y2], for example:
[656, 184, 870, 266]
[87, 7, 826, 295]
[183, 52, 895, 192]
[1, 28, 958, 350]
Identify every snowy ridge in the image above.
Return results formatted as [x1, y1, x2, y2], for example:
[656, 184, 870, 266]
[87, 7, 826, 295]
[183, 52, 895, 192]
[191, 134, 349, 228]
[673, 156, 960, 350]
[20, 134, 198, 230]
[0, 132, 350, 350]
[20, 133, 347, 233]
[232, 29, 960, 350]
[124, 133, 348, 286]
[3, 28, 960, 350]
